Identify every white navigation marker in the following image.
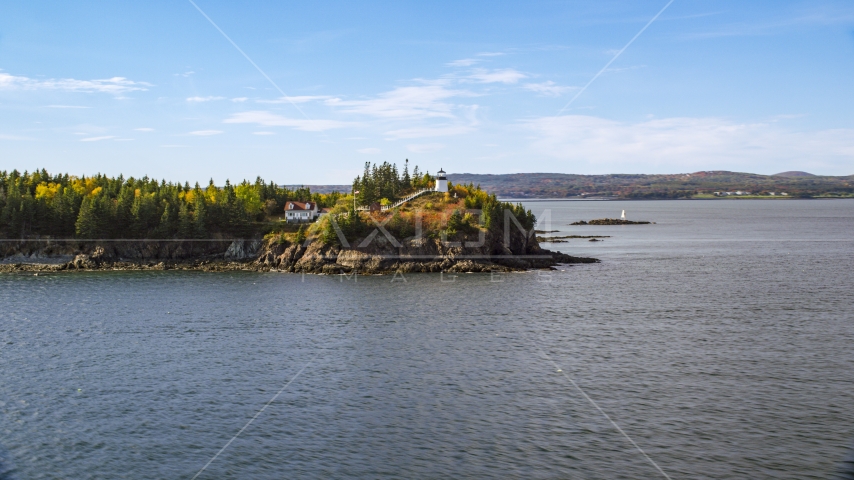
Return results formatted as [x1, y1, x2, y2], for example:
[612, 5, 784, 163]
[621, 210, 626, 220]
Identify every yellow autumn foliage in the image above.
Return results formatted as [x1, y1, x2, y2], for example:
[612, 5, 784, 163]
[35, 182, 61, 201]
[70, 177, 100, 196]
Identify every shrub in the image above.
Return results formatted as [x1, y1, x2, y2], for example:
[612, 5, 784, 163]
[294, 225, 306, 244]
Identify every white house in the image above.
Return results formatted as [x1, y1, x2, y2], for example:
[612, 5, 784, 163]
[284, 201, 321, 223]
[435, 168, 448, 193]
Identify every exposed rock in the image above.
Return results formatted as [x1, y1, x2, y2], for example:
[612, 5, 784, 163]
[537, 235, 611, 242]
[224, 239, 262, 261]
[0, 227, 599, 274]
[571, 218, 651, 225]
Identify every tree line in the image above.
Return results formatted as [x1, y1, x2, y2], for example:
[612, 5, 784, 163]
[352, 160, 435, 206]
[0, 169, 341, 239]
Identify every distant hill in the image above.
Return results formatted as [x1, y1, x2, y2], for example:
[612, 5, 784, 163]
[301, 171, 853, 199]
[283, 184, 350, 194]
[443, 171, 853, 199]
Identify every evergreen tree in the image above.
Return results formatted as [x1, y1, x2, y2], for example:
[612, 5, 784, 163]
[1, 180, 22, 236]
[402, 159, 412, 189]
[18, 191, 36, 237]
[157, 202, 176, 238]
[193, 196, 208, 239]
[294, 224, 306, 244]
[177, 202, 193, 238]
[75, 197, 99, 238]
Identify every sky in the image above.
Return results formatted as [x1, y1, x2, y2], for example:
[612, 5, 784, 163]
[1, 0, 853, 184]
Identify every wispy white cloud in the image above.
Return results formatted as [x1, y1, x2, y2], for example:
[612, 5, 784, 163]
[466, 68, 527, 84]
[161, 144, 188, 148]
[357, 147, 381, 154]
[477, 52, 505, 57]
[188, 130, 223, 136]
[80, 136, 116, 142]
[684, 7, 854, 39]
[524, 115, 854, 172]
[186, 96, 225, 102]
[768, 114, 807, 122]
[0, 134, 33, 141]
[604, 65, 646, 74]
[134, 127, 154, 132]
[326, 85, 470, 119]
[257, 95, 332, 104]
[231, 97, 248, 102]
[447, 58, 479, 67]
[44, 105, 91, 109]
[224, 111, 354, 131]
[175, 71, 195, 77]
[407, 143, 445, 153]
[252, 131, 275, 135]
[384, 124, 475, 140]
[0, 73, 151, 94]
[524, 81, 576, 97]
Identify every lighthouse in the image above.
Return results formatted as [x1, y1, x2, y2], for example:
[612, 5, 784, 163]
[435, 168, 449, 193]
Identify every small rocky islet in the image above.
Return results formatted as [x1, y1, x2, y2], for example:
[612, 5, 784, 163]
[536, 235, 610, 243]
[571, 218, 652, 225]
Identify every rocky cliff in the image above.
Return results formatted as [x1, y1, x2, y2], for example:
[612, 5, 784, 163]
[0, 228, 597, 273]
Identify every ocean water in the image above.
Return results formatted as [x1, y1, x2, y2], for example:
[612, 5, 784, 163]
[1, 199, 853, 479]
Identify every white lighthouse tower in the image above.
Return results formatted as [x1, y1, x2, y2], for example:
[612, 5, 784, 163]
[435, 168, 448, 193]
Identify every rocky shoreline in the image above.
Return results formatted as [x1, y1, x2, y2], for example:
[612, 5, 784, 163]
[0, 232, 599, 274]
[571, 218, 652, 225]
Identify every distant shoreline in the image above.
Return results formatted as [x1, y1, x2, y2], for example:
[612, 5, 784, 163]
[501, 197, 854, 202]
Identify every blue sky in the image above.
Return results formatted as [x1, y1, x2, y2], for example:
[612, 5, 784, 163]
[1, 0, 853, 184]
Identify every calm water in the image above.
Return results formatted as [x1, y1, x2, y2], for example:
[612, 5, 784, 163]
[1, 199, 853, 479]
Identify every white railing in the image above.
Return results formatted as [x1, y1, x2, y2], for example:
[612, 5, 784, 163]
[356, 188, 433, 212]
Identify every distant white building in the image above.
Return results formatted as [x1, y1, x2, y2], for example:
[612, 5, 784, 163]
[284, 201, 321, 223]
[435, 168, 448, 193]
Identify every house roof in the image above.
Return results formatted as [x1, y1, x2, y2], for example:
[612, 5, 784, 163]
[285, 201, 315, 211]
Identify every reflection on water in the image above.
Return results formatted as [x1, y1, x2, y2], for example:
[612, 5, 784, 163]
[0, 199, 853, 479]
